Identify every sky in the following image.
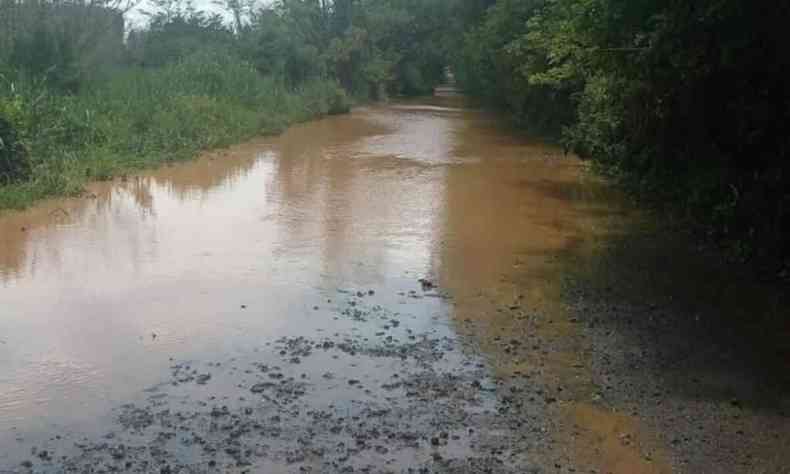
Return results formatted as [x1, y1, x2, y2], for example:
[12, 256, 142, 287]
[124, 0, 238, 28]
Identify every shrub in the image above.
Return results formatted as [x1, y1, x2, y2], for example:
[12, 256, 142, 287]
[0, 115, 30, 184]
[0, 52, 350, 209]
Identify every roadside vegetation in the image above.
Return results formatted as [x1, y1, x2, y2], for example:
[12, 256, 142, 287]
[0, 0, 454, 208]
[453, 0, 790, 267]
[2, 0, 788, 269]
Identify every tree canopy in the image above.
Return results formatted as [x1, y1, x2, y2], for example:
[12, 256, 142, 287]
[454, 0, 790, 262]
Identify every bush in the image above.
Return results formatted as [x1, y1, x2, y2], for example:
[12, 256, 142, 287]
[0, 52, 350, 209]
[328, 85, 351, 115]
[0, 115, 30, 184]
[458, 0, 790, 262]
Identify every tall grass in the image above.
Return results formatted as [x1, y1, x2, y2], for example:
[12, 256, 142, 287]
[0, 51, 350, 209]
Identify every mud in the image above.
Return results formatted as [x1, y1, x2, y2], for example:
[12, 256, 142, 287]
[10, 290, 553, 473]
[2, 91, 788, 473]
[562, 230, 790, 474]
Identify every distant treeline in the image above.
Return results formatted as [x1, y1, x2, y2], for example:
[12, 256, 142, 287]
[453, 0, 790, 265]
[0, 0, 455, 96]
[0, 0, 457, 206]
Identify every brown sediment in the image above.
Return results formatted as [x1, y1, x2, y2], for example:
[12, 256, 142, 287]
[2, 92, 782, 473]
[432, 104, 673, 472]
[566, 402, 670, 474]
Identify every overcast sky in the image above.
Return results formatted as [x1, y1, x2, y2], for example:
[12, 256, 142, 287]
[124, 0, 237, 28]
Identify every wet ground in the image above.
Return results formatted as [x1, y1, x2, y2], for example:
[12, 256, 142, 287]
[1, 92, 788, 473]
[562, 229, 790, 474]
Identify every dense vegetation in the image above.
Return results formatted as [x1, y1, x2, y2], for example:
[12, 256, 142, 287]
[0, 0, 454, 207]
[2, 0, 788, 266]
[454, 0, 790, 265]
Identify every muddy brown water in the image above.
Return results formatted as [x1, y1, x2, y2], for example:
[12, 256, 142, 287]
[0, 93, 681, 471]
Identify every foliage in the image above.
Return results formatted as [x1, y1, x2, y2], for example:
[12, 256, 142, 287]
[0, 0, 454, 209]
[128, 3, 234, 67]
[1, 0, 127, 91]
[457, 0, 790, 262]
[0, 115, 30, 184]
[0, 53, 347, 208]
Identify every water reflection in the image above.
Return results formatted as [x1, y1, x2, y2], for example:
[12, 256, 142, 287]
[0, 95, 621, 463]
[0, 147, 263, 283]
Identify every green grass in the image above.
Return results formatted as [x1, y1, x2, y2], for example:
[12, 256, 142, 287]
[0, 52, 351, 209]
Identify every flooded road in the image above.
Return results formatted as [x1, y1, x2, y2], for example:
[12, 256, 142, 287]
[1, 94, 787, 473]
